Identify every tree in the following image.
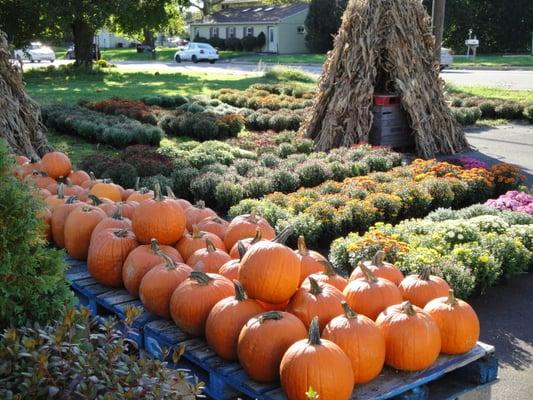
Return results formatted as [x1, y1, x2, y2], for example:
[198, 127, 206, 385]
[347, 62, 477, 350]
[305, 0, 347, 53]
[177, 0, 224, 16]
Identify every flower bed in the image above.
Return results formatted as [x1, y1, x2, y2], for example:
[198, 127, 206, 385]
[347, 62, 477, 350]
[229, 160, 524, 246]
[329, 204, 533, 298]
[160, 110, 245, 140]
[42, 104, 163, 148]
[485, 190, 533, 214]
[81, 98, 159, 125]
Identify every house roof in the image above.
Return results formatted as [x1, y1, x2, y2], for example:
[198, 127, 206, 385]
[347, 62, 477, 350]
[193, 3, 308, 24]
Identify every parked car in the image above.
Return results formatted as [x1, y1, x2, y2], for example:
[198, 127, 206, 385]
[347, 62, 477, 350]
[66, 44, 101, 60]
[440, 48, 454, 70]
[174, 43, 219, 64]
[14, 42, 55, 63]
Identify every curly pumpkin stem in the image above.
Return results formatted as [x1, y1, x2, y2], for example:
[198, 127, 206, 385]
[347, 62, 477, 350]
[401, 301, 416, 316]
[165, 186, 176, 199]
[65, 196, 78, 204]
[113, 228, 130, 238]
[446, 289, 458, 306]
[259, 311, 283, 322]
[134, 177, 140, 191]
[318, 259, 337, 277]
[359, 261, 378, 283]
[308, 277, 322, 295]
[111, 205, 123, 220]
[233, 280, 247, 301]
[341, 301, 358, 319]
[237, 241, 247, 260]
[419, 267, 432, 281]
[297, 235, 309, 255]
[189, 271, 213, 285]
[88, 194, 103, 206]
[273, 224, 294, 244]
[205, 237, 216, 253]
[308, 317, 321, 345]
[57, 183, 65, 199]
[372, 250, 385, 267]
[153, 182, 163, 201]
[191, 225, 204, 239]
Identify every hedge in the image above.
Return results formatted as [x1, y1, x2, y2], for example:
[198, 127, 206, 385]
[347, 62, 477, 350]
[160, 111, 245, 140]
[81, 98, 158, 125]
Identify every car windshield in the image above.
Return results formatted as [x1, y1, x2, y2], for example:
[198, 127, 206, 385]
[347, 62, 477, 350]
[197, 44, 212, 50]
[30, 43, 42, 49]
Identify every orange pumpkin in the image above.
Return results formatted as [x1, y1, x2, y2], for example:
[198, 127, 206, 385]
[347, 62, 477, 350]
[424, 290, 479, 354]
[205, 280, 263, 361]
[51, 197, 83, 248]
[109, 201, 139, 219]
[165, 186, 191, 210]
[81, 172, 102, 190]
[176, 225, 226, 260]
[349, 251, 404, 286]
[139, 253, 192, 318]
[257, 300, 290, 311]
[280, 317, 354, 400]
[399, 268, 450, 307]
[224, 211, 276, 250]
[127, 187, 154, 203]
[303, 259, 348, 291]
[37, 188, 52, 199]
[16, 155, 30, 165]
[90, 181, 122, 202]
[376, 301, 441, 371]
[41, 151, 72, 180]
[219, 242, 246, 281]
[90, 206, 132, 241]
[62, 180, 84, 198]
[64, 205, 107, 260]
[44, 183, 67, 210]
[343, 262, 403, 320]
[37, 208, 53, 242]
[286, 277, 345, 330]
[17, 162, 40, 179]
[197, 216, 229, 239]
[228, 228, 262, 259]
[187, 238, 232, 273]
[87, 194, 114, 210]
[185, 201, 217, 232]
[238, 238, 301, 304]
[25, 171, 56, 189]
[68, 170, 91, 186]
[323, 302, 385, 384]
[123, 239, 184, 295]
[170, 271, 234, 336]
[87, 228, 138, 287]
[132, 183, 186, 245]
[238, 311, 307, 382]
[294, 235, 326, 285]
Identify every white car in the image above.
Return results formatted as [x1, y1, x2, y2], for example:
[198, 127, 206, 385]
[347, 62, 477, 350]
[440, 48, 454, 70]
[14, 42, 55, 63]
[174, 43, 219, 64]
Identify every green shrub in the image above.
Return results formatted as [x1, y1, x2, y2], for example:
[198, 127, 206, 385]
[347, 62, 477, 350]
[495, 102, 524, 120]
[296, 160, 334, 187]
[142, 94, 189, 107]
[524, 105, 533, 122]
[190, 172, 223, 203]
[275, 142, 298, 158]
[234, 159, 256, 176]
[451, 107, 482, 126]
[241, 35, 259, 51]
[171, 167, 199, 199]
[260, 153, 281, 168]
[215, 181, 245, 209]
[225, 37, 242, 51]
[272, 170, 301, 193]
[243, 177, 273, 198]
[101, 161, 138, 188]
[140, 174, 172, 191]
[0, 140, 74, 326]
[479, 101, 497, 118]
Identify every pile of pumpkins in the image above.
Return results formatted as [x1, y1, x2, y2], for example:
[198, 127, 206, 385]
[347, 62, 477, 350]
[17, 151, 481, 400]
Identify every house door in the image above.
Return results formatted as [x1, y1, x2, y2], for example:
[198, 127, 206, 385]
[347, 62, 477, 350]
[267, 26, 276, 53]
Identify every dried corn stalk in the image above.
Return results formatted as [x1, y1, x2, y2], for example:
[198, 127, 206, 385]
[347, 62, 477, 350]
[0, 30, 50, 159]
[304, 0, 468, 158]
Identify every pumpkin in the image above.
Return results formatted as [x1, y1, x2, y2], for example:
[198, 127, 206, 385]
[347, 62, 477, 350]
[62, 180, 84, 198]
[286, 277, 345, 330]
[187, 238, 232, 273]
[123, 239, 184, 295]
[132, 183, 186, 245]
[139, 252, 192, 318]
[398, 268, 450, 307]
[238, 311, 307, 382]
[176, 225, 226, 260]
[424, 290, 479, 354]
[224, 211, 276, 250]
[343, 262, 403, 320]
[170, 271, 234, 336]
[87, 228, 138, 287]
[165, 186, 192, 210]
[17, 162, 40, 179]
[16, 155, 30, 165]
[37, 188, 52, 199]
[238, 236, 301, 304]
[25, 171, 56, 189]
[37, 208, 53, 242]
[376, 301, 441, 371]
[323, 302, 385, 384]
[205, 280, 263, 361]
[294, 235, 326, 285]
[107, 201, 138, 219]
[257, 300, 290, 311]
[44, 183, 67, 210]
[90, 206, 132, 240]
[87, 194, 114, 210]
[64, 205, 107, 260]
[81, 172, 102, 190]
[51, 196, 83, 248]
[185, 201, 217, 232]
[228, 228, 262, 259]
[41, 151, 72, 180]
[349, 251, 404, 286]
[280, 317, 354, 400]
[127, 187, 154, 203]
[90, 180, 122, 202]
[68, 170, 91, 186]
[303, 259, 347, 291]
[219, 242, 246, 281]
[197, 216, 229, 239]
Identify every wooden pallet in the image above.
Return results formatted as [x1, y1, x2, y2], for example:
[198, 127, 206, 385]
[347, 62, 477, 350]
[65, 257, 498, 400]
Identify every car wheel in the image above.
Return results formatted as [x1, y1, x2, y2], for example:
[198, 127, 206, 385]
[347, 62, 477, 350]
[50, 59, 55, 63]
[192, 55, 198, 64]
[175, 55, 181, 63]
[209, 59, 216, 64]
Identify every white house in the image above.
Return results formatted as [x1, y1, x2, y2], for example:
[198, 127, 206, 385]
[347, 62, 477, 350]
[94, 29, 136, 49]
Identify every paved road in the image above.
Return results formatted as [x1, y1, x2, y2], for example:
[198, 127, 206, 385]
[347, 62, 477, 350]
[23, 59, 533, 90]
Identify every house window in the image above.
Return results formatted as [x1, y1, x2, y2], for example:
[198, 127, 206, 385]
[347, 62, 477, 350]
[226, 27, 236, 38]
[297, 26, 305, 35]
[269, 29, 274, 43]
[209, 27, 219, 38]
[194, 28, 199, 38]
[247, 27, 254, 36]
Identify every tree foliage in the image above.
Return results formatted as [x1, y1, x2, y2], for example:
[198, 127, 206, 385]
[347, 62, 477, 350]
[304, 0, 347, 53]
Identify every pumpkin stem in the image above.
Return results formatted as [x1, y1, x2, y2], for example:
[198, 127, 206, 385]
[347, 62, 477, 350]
[88, 194, 103, 205]
[248, 208, 258, 222]
[401, 301, 416, 316]
[113, 228, 130, 238]
[191, 225, 203, 239]
[308, 277, 322, 295]
[195, 200, 206, 209]
[153, 243, 176, 269]
[273, 225, 293, 244]
[250, 228, 262, 244]
[318, 259, 336, 277]
[189, 271, 213, 285]
[135, 177, 140, 191]
[154, 182, 163, 201]
[89, 171, 97, 181]
[297, 235, 309, 255]
[150, 238, 161, 253]
[65, 196, 78, 204]
[57, 183, 65, 199]
[166, 186, 176, 199]
[233, 280, 247, 301]
[237, 241, 247, 260]
[205, 237, 216, 253]
[111, 205, 123, 220]
[419, 267, 431, 281]
[139, 187, 150, 195]
[446, 289, 458, 306]
[259, 311, 283, 322]
[65, 177, 73, 187]
[307, 317, 321, 345]
[372, 250, 385, 267]
[341, 301, 358, 319]
[359, 261, 378, 283]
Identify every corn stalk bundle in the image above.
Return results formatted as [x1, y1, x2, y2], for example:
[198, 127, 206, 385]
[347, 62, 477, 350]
[0, 30, 50, 159]
[304, 0, 468, 158]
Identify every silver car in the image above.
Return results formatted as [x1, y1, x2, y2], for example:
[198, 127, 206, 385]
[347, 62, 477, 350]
[440, 48, 454, 70]
[174, 43, 219, 64]
[14, 42, 55, 63]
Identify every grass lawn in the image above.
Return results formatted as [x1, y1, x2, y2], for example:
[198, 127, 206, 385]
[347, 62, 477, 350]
[453, 55, 533, 68]
[447, 84, 533, 103]
[227, 53, 326, 64]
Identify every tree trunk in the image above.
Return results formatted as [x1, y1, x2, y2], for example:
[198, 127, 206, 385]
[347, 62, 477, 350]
[72, 19, 94, 68]
[0, 30, 51, 159]
[143, 30, 155, 48]
[431, 0, 445, 61]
